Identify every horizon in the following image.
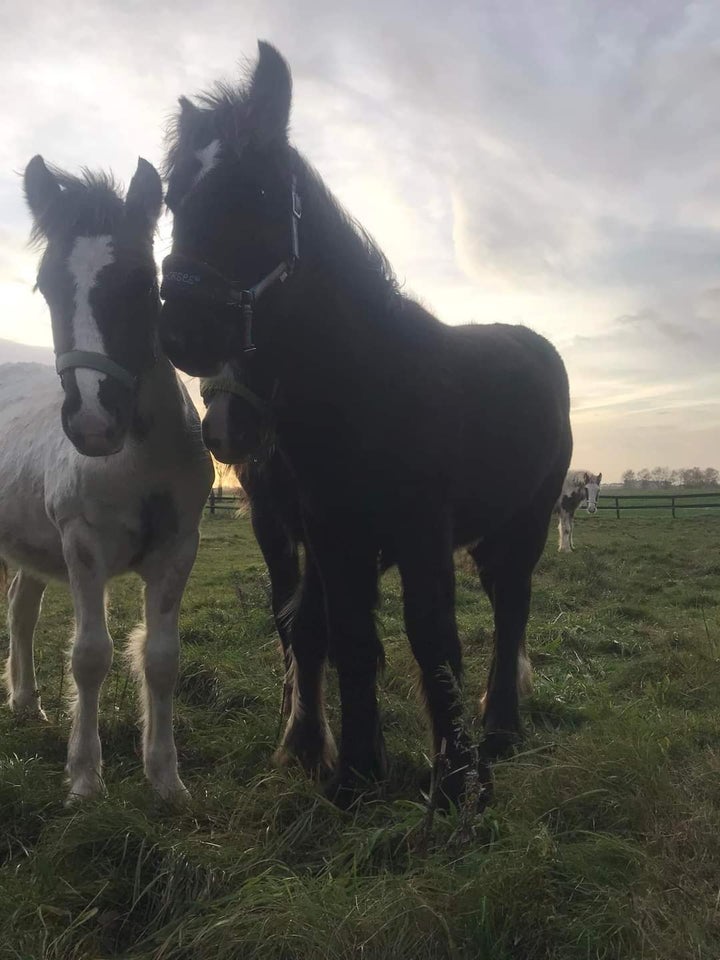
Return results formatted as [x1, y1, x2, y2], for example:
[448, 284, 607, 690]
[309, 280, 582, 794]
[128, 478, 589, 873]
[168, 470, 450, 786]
[2, 2, 719, 482]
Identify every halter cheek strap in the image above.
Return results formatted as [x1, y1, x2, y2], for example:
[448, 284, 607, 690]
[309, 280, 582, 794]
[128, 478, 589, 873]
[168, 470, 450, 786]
[160, 174, 302, 355]
[55, 350, 137, 391]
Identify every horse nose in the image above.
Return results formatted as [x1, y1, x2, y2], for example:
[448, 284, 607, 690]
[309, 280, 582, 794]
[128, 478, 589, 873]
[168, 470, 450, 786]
[201, 419, 224, 457]
[65, 411, 124, 457]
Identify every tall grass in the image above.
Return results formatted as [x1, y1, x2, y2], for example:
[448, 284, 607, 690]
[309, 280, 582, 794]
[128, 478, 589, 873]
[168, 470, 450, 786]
[0, 515, 718, 959]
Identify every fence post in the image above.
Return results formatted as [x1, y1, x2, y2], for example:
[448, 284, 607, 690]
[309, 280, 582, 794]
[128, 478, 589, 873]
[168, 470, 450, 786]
[672, 496, 676, 519]
[209, 489, 216, 515]
[615, 496, 620, 520]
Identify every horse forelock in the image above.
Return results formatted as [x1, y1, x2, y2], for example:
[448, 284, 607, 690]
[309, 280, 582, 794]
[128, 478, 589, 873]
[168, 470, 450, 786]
[561, 469, 601, 498]
[163, 78, 255, 205]
[29, 168, 125, 249]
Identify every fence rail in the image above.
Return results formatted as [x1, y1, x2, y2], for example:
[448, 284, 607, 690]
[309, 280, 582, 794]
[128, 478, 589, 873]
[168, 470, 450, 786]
[206, 490, 245, 514]
[204, 489, 720, 518]
[596, 491, 720, 518]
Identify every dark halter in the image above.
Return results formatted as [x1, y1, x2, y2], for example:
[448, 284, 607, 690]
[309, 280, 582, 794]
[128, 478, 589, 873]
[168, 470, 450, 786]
[159, 175, 302, 355]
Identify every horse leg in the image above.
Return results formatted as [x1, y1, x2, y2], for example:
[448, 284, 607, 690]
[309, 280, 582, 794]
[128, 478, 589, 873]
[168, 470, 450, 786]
[472, 563, 532, 716]
[62, 526, 113, 801]
[5, 570, 47, 719]
[301, 521, 385, 804]
[274, 554, 335, 774]
[481, 469, 565, 758]
[130, 533, 199, 800]
[399, 515, 486, 808]
[481, 569, 532, 757]
[251, 504, 300, 720]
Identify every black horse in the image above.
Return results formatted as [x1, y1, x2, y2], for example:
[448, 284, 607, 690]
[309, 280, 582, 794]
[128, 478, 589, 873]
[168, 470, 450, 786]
[159, 42, 573, 806]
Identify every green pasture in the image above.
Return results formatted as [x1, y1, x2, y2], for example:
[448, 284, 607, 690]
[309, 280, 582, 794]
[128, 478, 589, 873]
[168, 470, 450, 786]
[1, 512, 719, 959]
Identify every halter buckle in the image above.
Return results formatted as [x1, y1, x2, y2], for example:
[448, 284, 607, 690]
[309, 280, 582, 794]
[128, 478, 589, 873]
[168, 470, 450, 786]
[240, 291, 256, 354]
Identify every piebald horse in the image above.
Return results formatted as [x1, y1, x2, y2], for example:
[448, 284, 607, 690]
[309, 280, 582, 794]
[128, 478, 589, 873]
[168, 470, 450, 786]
[0, 158, 212, 802]
[556, 470, 602, 552]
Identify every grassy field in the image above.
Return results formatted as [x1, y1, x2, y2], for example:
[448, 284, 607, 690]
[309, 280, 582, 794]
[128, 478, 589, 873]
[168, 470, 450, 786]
[1, 511, 720, 959]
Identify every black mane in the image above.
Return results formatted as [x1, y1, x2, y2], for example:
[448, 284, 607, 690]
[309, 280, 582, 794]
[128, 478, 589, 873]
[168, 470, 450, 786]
[294, 153, 399, 296]
[28, 167, 124, 247]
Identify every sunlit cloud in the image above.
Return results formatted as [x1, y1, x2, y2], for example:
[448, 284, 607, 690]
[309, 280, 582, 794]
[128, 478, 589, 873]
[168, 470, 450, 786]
[2, 0, 719, 479]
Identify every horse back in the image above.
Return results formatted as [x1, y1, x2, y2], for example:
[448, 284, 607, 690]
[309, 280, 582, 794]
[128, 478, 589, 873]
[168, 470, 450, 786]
[444, 322, 572, 535]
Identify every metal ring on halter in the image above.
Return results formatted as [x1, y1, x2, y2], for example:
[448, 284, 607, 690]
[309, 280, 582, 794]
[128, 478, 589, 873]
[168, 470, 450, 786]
[55, 351, 137, 390]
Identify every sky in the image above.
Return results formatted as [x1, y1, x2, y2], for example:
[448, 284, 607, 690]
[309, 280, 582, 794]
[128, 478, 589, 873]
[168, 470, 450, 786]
[1, 0, 719, 482]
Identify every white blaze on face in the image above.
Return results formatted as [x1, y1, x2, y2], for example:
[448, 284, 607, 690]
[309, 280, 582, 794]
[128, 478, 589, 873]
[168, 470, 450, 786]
[192, 139, 221, 188]
[585, 478, 601, 513]
[67, 235, 114, 421]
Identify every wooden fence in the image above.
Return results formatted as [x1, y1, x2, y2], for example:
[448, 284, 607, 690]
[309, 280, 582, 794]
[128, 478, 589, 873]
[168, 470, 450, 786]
[595, 491, 720, 519]
[206, 489, 245, 514]
[205, 489, 720, 519]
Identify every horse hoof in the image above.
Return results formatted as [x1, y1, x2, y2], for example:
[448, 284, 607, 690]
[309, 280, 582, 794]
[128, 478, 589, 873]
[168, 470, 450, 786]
[153, 777, 190, 803]
[482, 728, 522, 760]
[10, 701, 48, 723]
[324, 776, 359, 810]
[324, 767, 384, 809]
[65, 776, 106, 806]
[273, 723, 338, 778]
[422, 757, 494, 812]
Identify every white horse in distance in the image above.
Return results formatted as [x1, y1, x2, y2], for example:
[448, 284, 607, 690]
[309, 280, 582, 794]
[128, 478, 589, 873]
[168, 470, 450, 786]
[556, 470, 602, 552]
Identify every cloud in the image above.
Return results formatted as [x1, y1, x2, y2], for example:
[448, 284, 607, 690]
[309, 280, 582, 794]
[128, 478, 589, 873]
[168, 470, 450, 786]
[2, 0, 720, 479]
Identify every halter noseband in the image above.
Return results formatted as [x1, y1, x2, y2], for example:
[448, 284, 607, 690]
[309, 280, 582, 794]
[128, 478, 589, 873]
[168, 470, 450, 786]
[160, 175, 302, 355]
[200, 369, 277, 451]
[199, 371, 270, 418]
[55, 350, 137, 390]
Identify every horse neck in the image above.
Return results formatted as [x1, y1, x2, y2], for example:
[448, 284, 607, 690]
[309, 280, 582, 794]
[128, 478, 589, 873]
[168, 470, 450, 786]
[282, 162, 398, 339]
[134, 355, 191, 439]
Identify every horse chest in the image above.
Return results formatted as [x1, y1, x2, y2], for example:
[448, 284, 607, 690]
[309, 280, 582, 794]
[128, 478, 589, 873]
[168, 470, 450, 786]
[81, 492, 181, 573]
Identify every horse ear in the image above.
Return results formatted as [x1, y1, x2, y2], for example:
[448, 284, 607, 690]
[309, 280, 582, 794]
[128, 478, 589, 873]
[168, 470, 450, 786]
[583, 472, 590, 484]
[125, 158, 163, 234]
[24, 155, 62, 231]
[178, 96, 200, 128]
[246, 40, 292, 146]
[597, 472, 602, 483]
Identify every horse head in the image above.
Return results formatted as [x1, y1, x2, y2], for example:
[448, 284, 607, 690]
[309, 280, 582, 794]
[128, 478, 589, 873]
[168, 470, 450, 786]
[583, 471, 602, 514]
[159, 42, 298, 378]
[199, 366, 273, 464]
[24, 157, 163, 456]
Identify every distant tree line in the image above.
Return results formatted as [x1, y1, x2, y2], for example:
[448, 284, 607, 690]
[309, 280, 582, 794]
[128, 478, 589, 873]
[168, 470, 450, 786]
[621, 467, 719, 489]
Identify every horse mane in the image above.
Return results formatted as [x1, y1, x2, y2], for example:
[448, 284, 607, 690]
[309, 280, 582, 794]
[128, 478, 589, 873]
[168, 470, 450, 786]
[29, 166, 125, 248]
[294, 152, 398, 296]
